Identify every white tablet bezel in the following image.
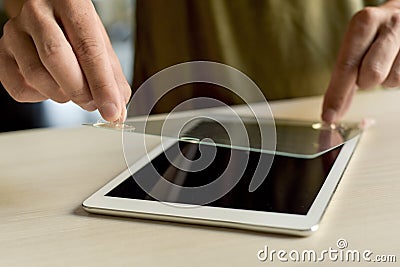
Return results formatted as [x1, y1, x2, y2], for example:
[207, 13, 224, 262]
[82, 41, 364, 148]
[83, 135, 360, 236]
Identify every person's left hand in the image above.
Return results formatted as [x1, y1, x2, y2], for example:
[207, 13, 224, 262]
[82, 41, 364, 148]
[322, 0, 400, 123]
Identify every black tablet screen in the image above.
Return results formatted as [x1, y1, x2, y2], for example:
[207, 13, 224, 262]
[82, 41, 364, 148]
[106, 141, 342, 215]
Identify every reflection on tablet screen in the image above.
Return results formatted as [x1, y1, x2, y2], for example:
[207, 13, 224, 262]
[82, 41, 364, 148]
[106, 141, 341, 215]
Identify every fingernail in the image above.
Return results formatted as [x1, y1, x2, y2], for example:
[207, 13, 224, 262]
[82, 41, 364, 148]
[323, 108, 337, 124]
[100, 103, 118, 122]
[120, 105, 127, 122]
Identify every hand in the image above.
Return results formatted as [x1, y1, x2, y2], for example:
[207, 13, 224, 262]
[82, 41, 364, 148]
[322, 1, 400, 123]
[0, 0, 131, 122]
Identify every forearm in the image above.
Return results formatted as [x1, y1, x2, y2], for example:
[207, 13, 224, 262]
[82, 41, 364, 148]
[4, 0, 26, 17]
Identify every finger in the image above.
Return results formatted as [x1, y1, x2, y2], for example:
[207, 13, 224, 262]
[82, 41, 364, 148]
[5, 29, 69, 103]
[338, 84, 357, 118]
[322, 7, 383, 123]
[97, 16, 131, 121]
[358, 13, 400, 89]
[99, 21, 132, 105]
[19, 1, 93, 108]
[0, 50, 47, 102]
[104, 48, 129, 122]
[383, 51, 400, 87]
[108, 53, 130, 122]
[56, 1, 123, 122]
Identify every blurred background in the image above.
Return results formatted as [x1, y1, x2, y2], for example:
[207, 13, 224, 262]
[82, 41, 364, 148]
[0, 0, 135, 132]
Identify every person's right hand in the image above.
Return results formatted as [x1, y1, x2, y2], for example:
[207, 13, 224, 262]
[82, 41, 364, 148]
[0, 0, 131, 122]
[322, 1, 400, 124]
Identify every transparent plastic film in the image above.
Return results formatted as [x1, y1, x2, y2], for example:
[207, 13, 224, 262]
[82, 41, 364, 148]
[87, 115, 362, 158]
[85, 61, 362, 205]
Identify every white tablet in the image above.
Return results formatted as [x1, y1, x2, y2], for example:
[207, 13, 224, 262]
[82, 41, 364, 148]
[83, 132, 360, 236]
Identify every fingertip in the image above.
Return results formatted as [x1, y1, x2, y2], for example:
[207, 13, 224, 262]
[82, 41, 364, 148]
[99, 102, 119, 122]
[322, 108, 337, 124]
[120, 105, 128, 123]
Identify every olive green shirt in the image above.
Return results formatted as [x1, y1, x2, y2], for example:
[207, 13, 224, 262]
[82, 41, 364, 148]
[132, 0, 383, 114]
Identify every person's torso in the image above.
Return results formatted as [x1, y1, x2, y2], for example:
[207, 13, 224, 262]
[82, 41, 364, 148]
[132, 0, 382, 114]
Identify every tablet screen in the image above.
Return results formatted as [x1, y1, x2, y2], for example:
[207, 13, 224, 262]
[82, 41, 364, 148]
[106, 141, 342, 215]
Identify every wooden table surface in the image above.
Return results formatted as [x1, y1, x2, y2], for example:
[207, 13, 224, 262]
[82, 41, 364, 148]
[1, 90, 399, 266]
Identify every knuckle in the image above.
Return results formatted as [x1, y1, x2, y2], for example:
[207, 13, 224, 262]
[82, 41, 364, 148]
[358, 64, 386, 88]
[384, 71, 400, 87]
[93, 81, 114, 94]
[350, 7, 380, 36]
[20, 0, 45, 17]
[381, 28, 397, 45]
[53, 94, 70, 104]
[353, 7, 379, 27]
[68, 88, 91, 104]
[74, 38, 103, 63]
[21, 0, 39, 12]
[20, 0, 35, 17]
[45, 89, 69, 103]
[2, 20, 21, 48]
[337, 58, 359, 73]
[44, 85, 70, 103]
[22, 63, 44, 81]
[382, 80, 396, 88]
[41, 39, 63, 60]
[392, 71, 400, 83]
[10, 86, 29, 102]
[2, 19, 17, 37]
[366, 65, 386, 82]
[20, 0, 45, 25]
[390, 12, 400, 27]
[380, 13, 400, 42]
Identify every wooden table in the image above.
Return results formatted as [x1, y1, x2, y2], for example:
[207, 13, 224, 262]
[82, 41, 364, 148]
[1, 90, 399, 266]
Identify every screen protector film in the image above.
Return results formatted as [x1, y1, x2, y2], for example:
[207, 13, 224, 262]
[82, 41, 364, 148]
[121, 61, 278, 205]
[112, 115, 361, 158]
[88, 61, 362, 206]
